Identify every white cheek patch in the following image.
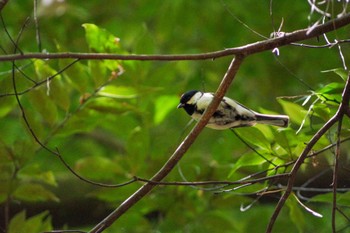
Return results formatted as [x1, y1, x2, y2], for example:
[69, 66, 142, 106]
[196, 93, 214, 110]
[188, 92, 203, 104]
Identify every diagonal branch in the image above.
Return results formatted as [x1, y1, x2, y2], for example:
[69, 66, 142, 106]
[87, 14, 350, 233]
[6, 10, 350, 233]
[266, 73, 350, 233]
[89, 54, 245, 233]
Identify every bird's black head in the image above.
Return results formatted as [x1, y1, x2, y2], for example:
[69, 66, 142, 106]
[177, 90, 200, 116]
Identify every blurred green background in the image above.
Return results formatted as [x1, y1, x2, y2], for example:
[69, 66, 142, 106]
[1, 1, 350, 232]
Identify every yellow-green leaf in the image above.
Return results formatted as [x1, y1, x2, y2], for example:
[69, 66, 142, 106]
[154, 95, 178, 125]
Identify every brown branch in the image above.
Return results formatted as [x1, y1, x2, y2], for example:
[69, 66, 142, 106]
[134, 173, 288, 186]
[333, 73, 350, 232]
[266, 73, 350, 233]
[89, 54, 245, 233]
[0, 0, 9, 13]
[0, 13, 350, 63]
[11, 61, 136, 189]
[7, 11, 350, 233]
[86, 14, 350, 233]
[332, 116, 343, 232]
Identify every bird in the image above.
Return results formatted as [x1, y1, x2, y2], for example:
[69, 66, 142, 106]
[177, 90, 289, 130]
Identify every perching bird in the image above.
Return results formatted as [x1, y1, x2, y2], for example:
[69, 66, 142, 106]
[177, 90, 289, 130]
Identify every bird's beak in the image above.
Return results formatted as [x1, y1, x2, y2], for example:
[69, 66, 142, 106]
[177, 103, 185, 109]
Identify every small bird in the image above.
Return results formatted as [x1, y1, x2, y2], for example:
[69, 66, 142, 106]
[177, 90, 289, 130]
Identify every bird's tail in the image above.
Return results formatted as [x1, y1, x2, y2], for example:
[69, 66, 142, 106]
[255, 113, 289, 127]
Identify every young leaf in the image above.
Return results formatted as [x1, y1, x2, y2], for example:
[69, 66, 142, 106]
[27, 88, 58, 126]
[82, 23, 122, 53]
[154, 95, 179, 125]
[234, 127, 271, 150]
[316, 82, 344, 94]
[98, 85, 138, 99]
[310, 192, 350, 206]
[278, 99, 309, 126]
[228, 152, 268, 177]
[8, 211, 26, 233]
[75, 156, 122, 180]
[13, 183, 59, 202]
[8, 211, 52, 233]
[286, 194, 306, 232]
[321, 68, 348, 81]
[0, 94, 16, 117]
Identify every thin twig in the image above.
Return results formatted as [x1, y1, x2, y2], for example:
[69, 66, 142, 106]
[231, 129, 277, 166]
[5, 10, 350, 233]
[89, 55, 245, 233]
[266, 73, 350, 233]
[266, 101, 338, 233]
[11, 60, 137, 189]
[33, 0, 42, 52]
[134, 173, 288, 187]
[332, 115, 343, 232]
[0, 59, 80, 97]
[0, 13, 23, 54]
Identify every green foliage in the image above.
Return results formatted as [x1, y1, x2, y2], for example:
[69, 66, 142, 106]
[1, 1, 350, 232]
[8, 211, 52, 233]
[286, 195, 306, 232]
[154, 95, 179, 125]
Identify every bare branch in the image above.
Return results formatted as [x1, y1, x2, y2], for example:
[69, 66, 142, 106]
[5, 8, 350, 233]
[134, 173, 288, 187]
[86, 14, 350, 232]
[266, 73, 350, 233]
[0, 13, 350, 63]
[332, 116, 343, 232]
[89, 54, 245, 233]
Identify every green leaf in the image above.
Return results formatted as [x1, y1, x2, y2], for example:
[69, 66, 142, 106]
[19, 165, 57, 187]
[234, 127, 271, 150]
[228, 152, 267, 177]
[310, 192, 350, 206]
[33, 60, 57, 80]
[315, 82, 343, 103]
[75, 156, 122, 180]
[126, 126, 150, 158]
[86, 97, 137, 115]
[13, 183, 59, 202]
[48, 75, 71, 112]
[36, 171, 57, 186]
[321, 68, 348, 81]
[0, 93, 16, 117]
[89, 60, 108, 87]
[154, 95, 179, 125]
[312, 103, 332, 121]
[278, 99, 309, 126]
[98, 85, 138, 99]
[56, 109, 98, 136]
[24, 211, 52, 233]
[8, 211, 52, 233]
[316, 82, 344, 94]
[82, 23, 122, 53]
[8, 211, 26, 233]
[286, 195, 306, 233]
[273, 128, 297, 157]
[61, 61, 91, 93]
[27, 88, 58, 126]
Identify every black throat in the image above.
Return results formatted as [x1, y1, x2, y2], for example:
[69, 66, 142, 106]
[183, 104, 196, 116]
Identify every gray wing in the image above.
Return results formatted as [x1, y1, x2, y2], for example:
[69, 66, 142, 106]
[207, 97, 257, 129]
